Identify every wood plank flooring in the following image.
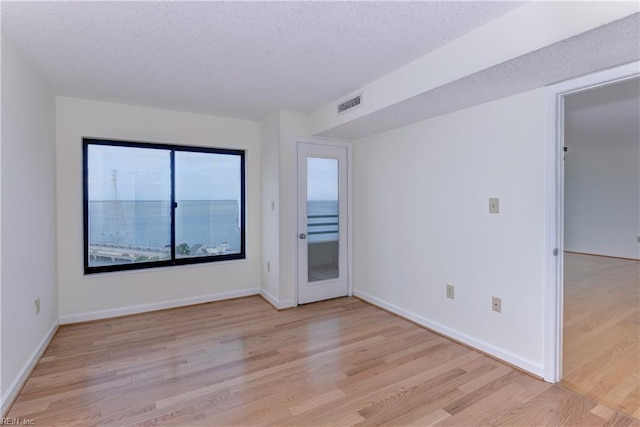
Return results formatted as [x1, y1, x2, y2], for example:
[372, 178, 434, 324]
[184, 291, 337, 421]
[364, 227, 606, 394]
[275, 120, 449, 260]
[562, 252, 640, 419]
[8, 296, 639, 426]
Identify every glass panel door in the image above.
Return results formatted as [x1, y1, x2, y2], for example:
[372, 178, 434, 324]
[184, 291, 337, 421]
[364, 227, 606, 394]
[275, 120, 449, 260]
[297, 142, 348, 304]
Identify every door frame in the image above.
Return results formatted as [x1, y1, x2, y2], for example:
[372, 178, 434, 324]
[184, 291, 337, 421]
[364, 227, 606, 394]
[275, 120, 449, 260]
[295, 138, 353, 305]
[544, 61, 639, 383]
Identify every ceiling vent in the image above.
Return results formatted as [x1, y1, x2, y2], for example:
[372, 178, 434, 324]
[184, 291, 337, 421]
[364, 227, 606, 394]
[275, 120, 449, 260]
[337, 92, 363, 115]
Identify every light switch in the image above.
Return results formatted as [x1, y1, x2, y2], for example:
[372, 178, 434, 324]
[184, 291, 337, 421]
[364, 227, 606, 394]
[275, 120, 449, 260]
[489, 198, 499, 214]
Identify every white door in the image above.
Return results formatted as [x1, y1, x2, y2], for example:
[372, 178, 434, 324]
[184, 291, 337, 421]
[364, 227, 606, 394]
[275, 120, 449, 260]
[297, 142, 349, 304]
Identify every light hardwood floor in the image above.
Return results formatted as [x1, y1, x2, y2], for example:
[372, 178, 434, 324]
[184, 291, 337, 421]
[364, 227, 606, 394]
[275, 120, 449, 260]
[562, 252, 640, 419]
[8, 296, 639, 426]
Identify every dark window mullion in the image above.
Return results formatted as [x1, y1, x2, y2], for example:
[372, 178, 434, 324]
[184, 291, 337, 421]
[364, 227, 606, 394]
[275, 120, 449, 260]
[170, 150, 176, 263]
[82, 141, 90, 273]
[240, 151, 246, 257]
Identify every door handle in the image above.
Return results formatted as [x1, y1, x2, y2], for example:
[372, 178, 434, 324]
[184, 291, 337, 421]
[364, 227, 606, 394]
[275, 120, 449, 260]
[299, 233, 307, 240]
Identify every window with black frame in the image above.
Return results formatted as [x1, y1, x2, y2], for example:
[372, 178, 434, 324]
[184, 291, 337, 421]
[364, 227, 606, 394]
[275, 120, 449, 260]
[83, 138, 245, 274]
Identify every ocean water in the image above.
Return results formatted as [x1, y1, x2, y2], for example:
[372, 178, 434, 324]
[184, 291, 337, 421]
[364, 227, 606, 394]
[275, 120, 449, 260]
[88, 199, 338, 257]
[307, 200, 339, 242]
[89, 200, 241, 251]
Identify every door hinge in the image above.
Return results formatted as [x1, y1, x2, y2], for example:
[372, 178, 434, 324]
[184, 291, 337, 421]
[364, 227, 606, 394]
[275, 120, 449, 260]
[553, 248, 559, 256]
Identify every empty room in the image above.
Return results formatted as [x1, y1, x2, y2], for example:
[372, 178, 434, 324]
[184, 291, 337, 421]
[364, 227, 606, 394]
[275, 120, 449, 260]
[1, 1, 639, 426]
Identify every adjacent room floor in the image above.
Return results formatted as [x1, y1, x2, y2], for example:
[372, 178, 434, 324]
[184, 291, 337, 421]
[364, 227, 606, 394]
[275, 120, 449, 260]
[562, 252, 640, 419]
[8, 296, 640, 426]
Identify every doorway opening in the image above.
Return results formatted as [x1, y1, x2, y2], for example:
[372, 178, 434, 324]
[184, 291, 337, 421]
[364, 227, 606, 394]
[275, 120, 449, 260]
[545, 61, 639, 420]
[561, 78, 639, 418]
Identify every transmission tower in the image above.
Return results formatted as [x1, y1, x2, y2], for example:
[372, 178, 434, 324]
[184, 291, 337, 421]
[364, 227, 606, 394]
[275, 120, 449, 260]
[100, 170, 128, 245]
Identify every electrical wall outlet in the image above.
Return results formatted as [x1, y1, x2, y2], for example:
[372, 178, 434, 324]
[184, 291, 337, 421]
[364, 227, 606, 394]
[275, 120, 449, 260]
[492, 296, 501, 313]
[489, 198, 500, 214]
[446, 284, 455, 299]
[35, 297, 40, 315]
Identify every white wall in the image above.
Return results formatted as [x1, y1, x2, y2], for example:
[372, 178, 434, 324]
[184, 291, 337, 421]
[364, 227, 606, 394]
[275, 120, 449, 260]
[1, 35, 58, 413]
[260, 112, 281, 303]
[351, 89, 547, 375]
[56, 97, 261, 322]
[564, 146, 640, 259]
[259, 110, 310, 308]
[277, 111, 310, 304]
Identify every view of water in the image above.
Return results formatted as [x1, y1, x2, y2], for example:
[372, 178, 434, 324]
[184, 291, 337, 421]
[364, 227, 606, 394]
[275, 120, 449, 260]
[89, 199, 241, 249]
[89, 200, 338, 248]
[88, 199, 338, 265]
[307, 200, 339, 243]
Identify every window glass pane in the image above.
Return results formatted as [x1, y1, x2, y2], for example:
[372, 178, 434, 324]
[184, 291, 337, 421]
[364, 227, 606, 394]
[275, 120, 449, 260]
[87, 144, 171, 267]
[175, 151, 242, 259]
[84, 140, 245, 274]
[307, 157, 339, 282]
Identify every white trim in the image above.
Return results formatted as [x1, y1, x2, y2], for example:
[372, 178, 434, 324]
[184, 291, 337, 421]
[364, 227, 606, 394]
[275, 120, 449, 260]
[346, 143, 353, 298]
[59, 288, 260, 324]
[260, 288, 279, 308]
[543, 83, 564, 383]
[260, 289, 295, 310]
[296, 137, 352, 148]
[544, 61, 640, 383]
[1, 321, 59, 417]
[354, 290, 544, 377]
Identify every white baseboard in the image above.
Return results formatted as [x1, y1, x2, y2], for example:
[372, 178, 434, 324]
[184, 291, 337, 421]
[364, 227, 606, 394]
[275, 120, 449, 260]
[353, 290, 544, 378]
[59, 288, 260, 324]
[1, 320, 59, 417]
[260, 289, 296, 310]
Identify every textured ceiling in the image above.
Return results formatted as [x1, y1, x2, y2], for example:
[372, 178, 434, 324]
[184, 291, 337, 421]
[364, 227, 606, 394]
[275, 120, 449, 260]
[318, 13, 640, 139]
[0, 1, 523, 120]
[565, 77, 640, 151]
